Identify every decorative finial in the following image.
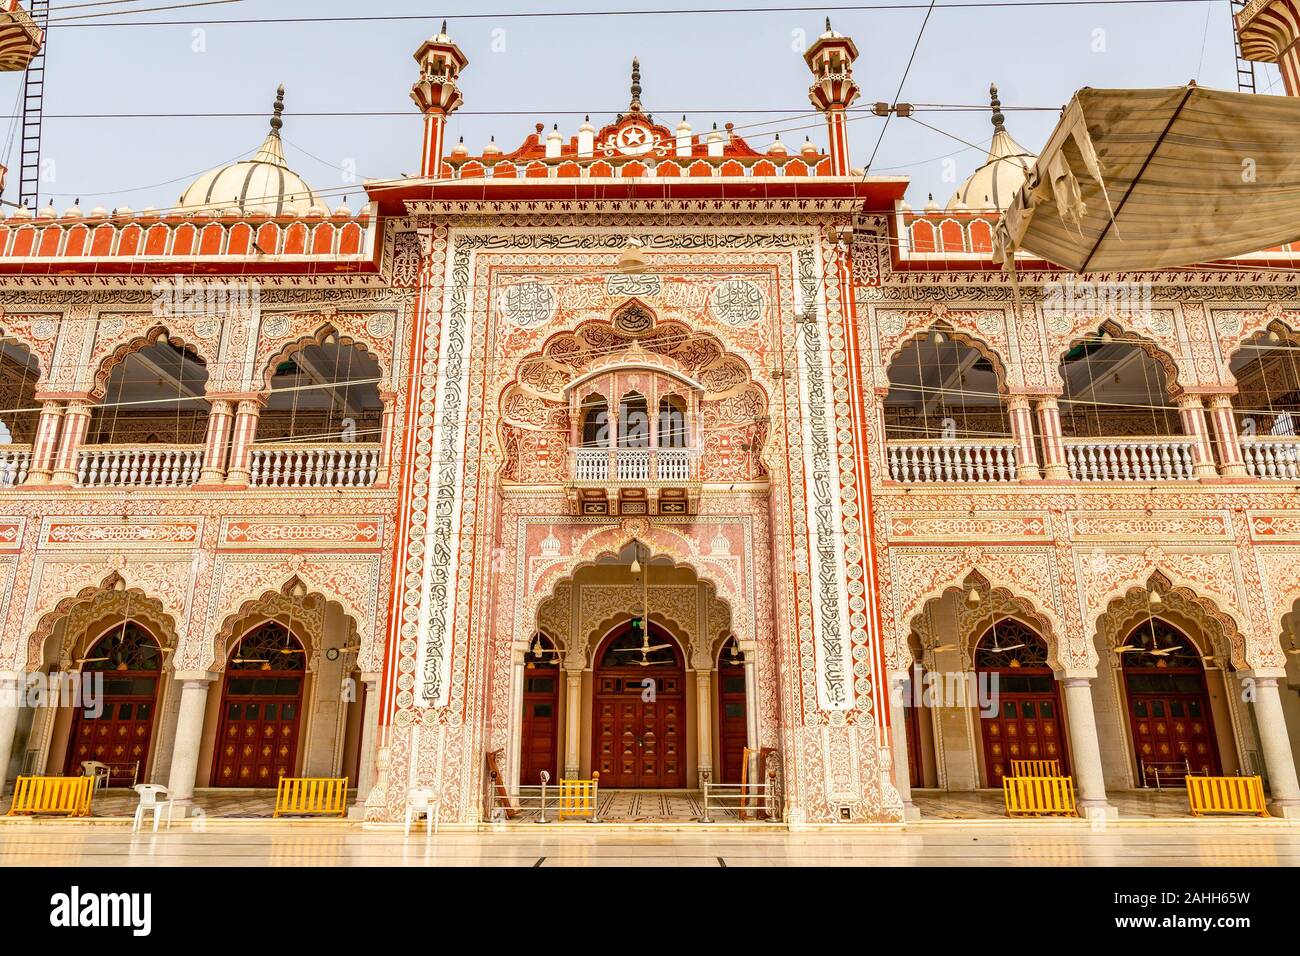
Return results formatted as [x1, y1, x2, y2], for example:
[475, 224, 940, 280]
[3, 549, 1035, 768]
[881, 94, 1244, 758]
[270, 84, 285, 135]
[825, 16, 832, 32]
[630, 56, 642, 112]
[440, 19, 447, 35]
[989, 83, 1005, 133]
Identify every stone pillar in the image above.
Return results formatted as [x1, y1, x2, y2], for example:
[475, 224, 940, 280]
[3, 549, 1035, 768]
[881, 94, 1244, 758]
[376, 390, 397, 485]
[695, 669, 713, 788]
[1034, 397, 1069, 479]
[741, 642, 759, 750]
[1061, 677, 1116, 819]
[1249, 676, 1300, 817]
[196, 399, 234, 485]
[1207, 394, 1247, 476]
[887, 670, 921, 821]
[1177, 394, 1218, 478]
[23, 400, 64, 485]
[49, 397, 94, 486]
[1006, 395, 1040, 480]
[0, 675, 19, 794]
[563, 668, 582, 777]
[351, 675, 381, 814]
[166, 677, 212, 813]
[223, 398, 262, 488]
[508, 646, 527, 787]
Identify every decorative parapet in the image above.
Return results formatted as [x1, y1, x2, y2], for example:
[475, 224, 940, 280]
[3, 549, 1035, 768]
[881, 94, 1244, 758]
[0, 204, 379, 272]
[439, 154, 834, 180]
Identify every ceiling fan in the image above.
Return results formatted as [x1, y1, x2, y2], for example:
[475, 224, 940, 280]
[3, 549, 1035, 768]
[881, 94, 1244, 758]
[982, 616, 1024, 655]
[613, 539, 673, 666]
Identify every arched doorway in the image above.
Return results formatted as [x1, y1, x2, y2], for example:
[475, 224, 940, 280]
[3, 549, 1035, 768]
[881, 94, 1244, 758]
[519, 633, 561, 785]
[212, 622, 307, 787]
[592, 622, 686, 788]
[1120, 618, 1220, 780]
[717, 637, 747, 783]
[974, 619, 1067, 786]
[64, 621, 163, 779]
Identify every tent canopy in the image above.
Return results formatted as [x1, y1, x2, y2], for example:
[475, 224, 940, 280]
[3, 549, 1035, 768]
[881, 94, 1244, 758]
[993, 85, 1300, 273]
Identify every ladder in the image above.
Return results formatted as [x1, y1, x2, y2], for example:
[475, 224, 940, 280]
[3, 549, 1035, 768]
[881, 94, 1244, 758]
[1230, 0, 1258, 94]
[18, 0, 49, 210]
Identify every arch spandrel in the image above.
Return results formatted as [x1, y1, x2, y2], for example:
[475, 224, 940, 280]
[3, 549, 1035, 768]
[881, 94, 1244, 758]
[88, 321, 218, 400]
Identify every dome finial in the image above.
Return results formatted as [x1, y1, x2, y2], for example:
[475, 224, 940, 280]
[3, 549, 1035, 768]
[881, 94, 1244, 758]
[825, 16, 832, 32]
[989, 82, 1005, 133]
[630, 56, 642, 112]
[270, 84, 285, 136]
[440, 19, 447, 34]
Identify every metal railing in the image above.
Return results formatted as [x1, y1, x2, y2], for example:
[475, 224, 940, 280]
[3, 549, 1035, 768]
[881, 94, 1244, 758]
[698, 773, 777, 823]
[487, 771, 601, 824]
[76, 444, 203, 488]
[886, 439, 1018, 482]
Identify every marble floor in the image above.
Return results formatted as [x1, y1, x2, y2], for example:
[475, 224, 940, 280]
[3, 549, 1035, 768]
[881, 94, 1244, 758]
[0, 822, 1297, 866]
[913, 788, 1201, 819]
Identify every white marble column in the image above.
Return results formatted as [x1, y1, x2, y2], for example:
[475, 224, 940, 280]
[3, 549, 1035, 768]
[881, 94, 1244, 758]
[166, 677, 212, 813]
[351, 675, 381, 812]
[1249, 676, 1300, 817]
[0, 676, 20, 794]
[741, 642, 759, 750]
[695, 669, 713, 788]
[888, 670, 921, 821]
[1061, 677, 1116, 819]
[563, 669, 582, 778]
[508, 646, 527, 788]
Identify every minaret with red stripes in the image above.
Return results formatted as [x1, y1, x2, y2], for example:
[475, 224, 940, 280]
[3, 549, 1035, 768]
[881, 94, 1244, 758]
[410, 21, 468, 178]
[804, 18, 860, 175]
[1237, 0, 1300, 95]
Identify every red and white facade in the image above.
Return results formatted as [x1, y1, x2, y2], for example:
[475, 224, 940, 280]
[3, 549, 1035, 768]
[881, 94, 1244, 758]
[1, 21, 1300, 825]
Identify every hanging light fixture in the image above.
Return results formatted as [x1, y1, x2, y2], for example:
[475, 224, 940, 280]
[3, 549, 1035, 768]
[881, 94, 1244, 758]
[965, 586, 981, 607]
[629, 539, 642, 575]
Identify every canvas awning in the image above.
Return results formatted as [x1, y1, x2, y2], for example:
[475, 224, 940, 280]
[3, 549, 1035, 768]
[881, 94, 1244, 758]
[992, 85, 1300, 273]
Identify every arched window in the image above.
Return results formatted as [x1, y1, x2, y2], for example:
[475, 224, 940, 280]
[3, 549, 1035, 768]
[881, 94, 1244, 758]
[259, 339, 383, 443]
[227, 621, 307, 671]
[1058, 330, 1180, 438]
[90, 340, 209, 445]
[618, 391, 649, 448]
[883, 331, 1008, 441]
[580, 395, 609, 448]
[0, 341, 39, 446]
[1228, 325, 1300, 438]
[80, 621, 162, 673]
[658, 396, 688, 448]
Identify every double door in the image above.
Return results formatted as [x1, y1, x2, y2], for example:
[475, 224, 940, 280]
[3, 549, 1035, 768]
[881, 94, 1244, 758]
[593, 673, 685, 788]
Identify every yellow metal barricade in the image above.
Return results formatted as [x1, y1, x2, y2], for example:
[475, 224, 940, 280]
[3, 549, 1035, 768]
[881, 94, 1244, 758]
[1186, 775, 1269, 817]
[557, 773, 599, 820]
[7, 776, 94, 817]
[273, 777, 349, 817]
[1010, 759, 1061, 778]
[1003, 776, 1078, 817]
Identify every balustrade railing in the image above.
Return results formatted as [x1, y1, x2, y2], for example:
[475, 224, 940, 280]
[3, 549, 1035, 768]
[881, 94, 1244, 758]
[886, 439, 1018, 482]
[569, 446, 700, 483]
[0, 445, 31, 487]
[1063, 437, 1196, 481]
[248, 443, 381, 488]
[77, 445, 202, 488]
[1240, 436, 1300, 479]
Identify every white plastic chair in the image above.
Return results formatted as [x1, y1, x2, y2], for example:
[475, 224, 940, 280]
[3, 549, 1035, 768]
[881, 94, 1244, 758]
[132, 784, 174, 833]
[404, 787, 438, 837]
[81, 761, 111, 792]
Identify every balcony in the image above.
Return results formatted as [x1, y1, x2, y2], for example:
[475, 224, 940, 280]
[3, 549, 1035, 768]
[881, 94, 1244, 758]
[1240, 436, 1300, 480]
[77, 445, 203, 489]
[568, 446, 700, 515]
[886, 440, 1018, 483]
[1063, 437, 1196, 482]
[249, 443, 381, 488]
[0, 445, 30, 487]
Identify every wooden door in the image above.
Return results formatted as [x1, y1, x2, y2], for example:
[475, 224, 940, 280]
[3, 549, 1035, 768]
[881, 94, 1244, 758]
[65, 693, 156, 778]
[519, 667, 560, 785]
[592, 624, 685, 788]
[980, 694, 1066, 786]
[718, 644, 748, 783]
[903, 700, 924, 789]
[1128, 693, 1219, 778]
[214, 696, 302, 787]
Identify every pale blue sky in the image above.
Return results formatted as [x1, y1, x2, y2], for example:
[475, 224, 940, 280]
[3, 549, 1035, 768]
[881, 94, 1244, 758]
[0, 0, 1276, 212]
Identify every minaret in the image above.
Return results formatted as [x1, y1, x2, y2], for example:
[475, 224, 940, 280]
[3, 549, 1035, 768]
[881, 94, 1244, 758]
[1237, 2, 1300, 95]
[410, 20, 468, 178]
[804, 18, 860, 175]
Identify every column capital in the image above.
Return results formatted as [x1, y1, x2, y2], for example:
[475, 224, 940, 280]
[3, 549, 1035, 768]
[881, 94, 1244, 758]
[173, 671, 216, 683]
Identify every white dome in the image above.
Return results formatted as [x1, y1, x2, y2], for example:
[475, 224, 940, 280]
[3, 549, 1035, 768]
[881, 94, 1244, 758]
[178, 86, 319, 217]
[946, 84, 1036, 213]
